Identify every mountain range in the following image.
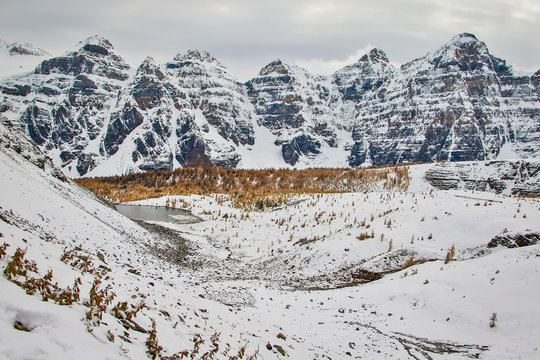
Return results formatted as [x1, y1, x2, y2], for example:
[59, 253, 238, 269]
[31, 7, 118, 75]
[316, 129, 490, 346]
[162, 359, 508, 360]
[0, 33, 538, 177]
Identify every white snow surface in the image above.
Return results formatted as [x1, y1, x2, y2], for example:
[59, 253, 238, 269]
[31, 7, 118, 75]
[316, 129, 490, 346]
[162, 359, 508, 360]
[0, 53, 46, 81]
[1, 119, 540, 359]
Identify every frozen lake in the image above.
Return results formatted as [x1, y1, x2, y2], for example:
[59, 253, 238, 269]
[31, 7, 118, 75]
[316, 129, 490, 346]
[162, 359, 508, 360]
[116, 204, 201, 224]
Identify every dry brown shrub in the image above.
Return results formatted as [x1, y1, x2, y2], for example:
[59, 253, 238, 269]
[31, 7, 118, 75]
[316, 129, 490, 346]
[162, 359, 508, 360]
[489, 312, 497, 328]
[357, 232, 372, 241]
[444, 244, 456, 264]
[402, 255, 416, 269]
[4, 247, 81, 304]
[146, 319, 163, 360]
[0, 242, 9, 259]
[112, 300, 146, 321]
[84, 279, 116, 325]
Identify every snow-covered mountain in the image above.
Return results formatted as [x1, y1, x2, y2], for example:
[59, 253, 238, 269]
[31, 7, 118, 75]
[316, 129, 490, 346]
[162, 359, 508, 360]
[0, 33, 538, 177]
[246, 59, 348, 166]
[344, 33, 540, 166]
[1, 37, 266, 176]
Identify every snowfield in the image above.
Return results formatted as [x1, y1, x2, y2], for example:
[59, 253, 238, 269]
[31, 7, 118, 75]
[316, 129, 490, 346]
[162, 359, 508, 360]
[1, 119, 539, 359]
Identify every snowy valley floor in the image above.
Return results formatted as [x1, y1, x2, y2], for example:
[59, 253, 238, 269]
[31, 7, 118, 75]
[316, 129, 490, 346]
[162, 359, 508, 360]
[1, 131, 539, 359]
[127, 189, 540, 359]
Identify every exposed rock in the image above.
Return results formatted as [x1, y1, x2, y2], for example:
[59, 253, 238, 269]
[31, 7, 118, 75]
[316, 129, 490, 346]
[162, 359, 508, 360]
[36, 36, 129, 80]
[0, 115, 67, 182]
[424, 160, 540, 195]
[278, 134, 321, 166]
[13, 320, 31, 332]
[166, 49, 255, 147]
[487, 232, 540, 248]
[103, 104, 144, 156]
[247, 59, 343, 165]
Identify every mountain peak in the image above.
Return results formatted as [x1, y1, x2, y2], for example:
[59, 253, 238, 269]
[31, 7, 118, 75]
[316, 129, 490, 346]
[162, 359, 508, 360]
[136, 56, 165, 79]
[75, 35, 115, 56]
[2, 33, 538, 175]
[141, 56, 157, 65]
[173, 49, 219, 64]
[258, 59, 290, 76]
[359, 48, 389, 64]
[450, 32, 479, 44]
[440, 32, 488, 54]
[32, 35, 129, 80]
[79, 35, 114, 49]
[401, 32, 494, 74]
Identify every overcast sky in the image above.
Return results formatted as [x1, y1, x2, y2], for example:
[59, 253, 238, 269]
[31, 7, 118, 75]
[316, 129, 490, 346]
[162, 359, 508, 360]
[1, 0, 539, 81]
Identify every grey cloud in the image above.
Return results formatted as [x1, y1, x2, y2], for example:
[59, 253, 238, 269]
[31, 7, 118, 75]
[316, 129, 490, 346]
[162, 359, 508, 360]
[1, 0, 538, 81]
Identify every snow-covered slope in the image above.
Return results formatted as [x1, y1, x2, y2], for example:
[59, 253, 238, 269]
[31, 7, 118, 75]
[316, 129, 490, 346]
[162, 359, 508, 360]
[125, 164, 540, 359]
[0, 115, 265, 358]
[0, 117, 167, 359]
[0, 33, 539, 177]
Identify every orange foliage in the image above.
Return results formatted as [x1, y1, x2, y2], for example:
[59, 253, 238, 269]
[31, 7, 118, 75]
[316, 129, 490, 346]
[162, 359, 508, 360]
[76, 166, 410, 208]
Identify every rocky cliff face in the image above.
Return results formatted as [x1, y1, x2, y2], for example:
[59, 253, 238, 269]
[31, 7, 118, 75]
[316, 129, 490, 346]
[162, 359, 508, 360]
[246, 60, 346, 165]
[343, 33, 539, 166]
[0, 33, 538, 176]
[1, 36, 131, 176]
[164, 50, 255, 167]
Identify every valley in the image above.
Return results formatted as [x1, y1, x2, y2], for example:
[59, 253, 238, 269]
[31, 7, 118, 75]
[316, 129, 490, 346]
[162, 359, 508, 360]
[0, 27, 539, 360]
[1, 116, 539, 359]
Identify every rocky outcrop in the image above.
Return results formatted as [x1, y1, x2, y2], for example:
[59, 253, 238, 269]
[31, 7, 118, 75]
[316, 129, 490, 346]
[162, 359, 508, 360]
[424, 159, 540, 195]
[487, 231, 540, 248]
[278, 134, 321, 165]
